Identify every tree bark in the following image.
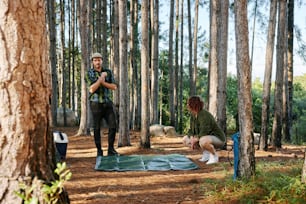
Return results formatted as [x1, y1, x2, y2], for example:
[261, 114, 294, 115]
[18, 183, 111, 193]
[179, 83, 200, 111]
[140, 0, 150, 148]
[77, 0, 91, 136]
[302, 149, 306, 183]
[150, 0, 159, 125]
[0, 1, 68, 203]
[217, 0, 229, 140]
[285, 0, 294, 143]
[187, 0, 194, 96]
[260, 0, 277, 151]
[234, 0, 256, 179]
[46, 0, 58, 127]
[272, 0, 287, 149]
[118, 0, 130, 147]
[208, 0, 220, 118]
[169, 0, 175, 127]
[193, 0, 199, 96]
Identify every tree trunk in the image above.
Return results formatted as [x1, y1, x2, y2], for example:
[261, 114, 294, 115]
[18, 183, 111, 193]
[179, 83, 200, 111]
[272, 0, 287, 149]
[179, 0, 184, 134]
[118, 0, 130, 147]
[187, 0, 194, 96]
[47, 0, 58, 127]
[260, 0, 277, 151]
[193, 0, 199, 96]
[174, 0, 179, 129]
[217, 0, 228, 140]
[169, 0, 175, 127]
[286, 0, 294, 143]
[234, 0, 256, 179]
[150, 0, 159, 125]
[302, 149, 306, 183]
[77, 0, 91, 136]
[140, 0, 150, 148]
[102, 0, 108, 67]
[0, 1, 68, 203]
[208, 0, 219, 118]
[60, 0, 67, 126]
[111, 0, 120, 106]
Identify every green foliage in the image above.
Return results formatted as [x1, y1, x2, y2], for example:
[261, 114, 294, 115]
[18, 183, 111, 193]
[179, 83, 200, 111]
[15, 162, 72, 204]
[43, 162, 72, 204]
[201, 159, 305, 203]
[15, 183, 39, 204]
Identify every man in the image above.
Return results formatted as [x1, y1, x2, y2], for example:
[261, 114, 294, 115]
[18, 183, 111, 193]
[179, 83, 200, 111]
[86, 52, 118, 156]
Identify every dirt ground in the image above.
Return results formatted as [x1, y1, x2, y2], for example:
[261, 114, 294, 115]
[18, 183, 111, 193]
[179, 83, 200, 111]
[59, 127, 305, 204]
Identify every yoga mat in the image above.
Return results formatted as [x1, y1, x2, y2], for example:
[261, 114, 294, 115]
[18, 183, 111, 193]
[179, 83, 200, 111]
[95, 154, 198, 171]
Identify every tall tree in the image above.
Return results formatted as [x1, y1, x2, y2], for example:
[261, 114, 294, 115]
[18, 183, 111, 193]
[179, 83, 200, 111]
[140, 0, 150, 148]
[129, 0, 140, 130]
[272, 0, 287, 149]
[102, 0, 108, 67]
[260, 0, 277, 151]
[60, 0, 67, 126]
[111, 0, 120, 106]
[193, 0, 199, 95]
[47, 0, 58, 126]
[118, 0, 130, 146]
[285, 0, 294, 142]
[187, 0, 194, 95]
[150, 0, 159, 125]
[217, 0, 229, 138]
[0, 1, 68, 202]
[169, 0, 175, 126]
[208, 0, 219, 117]
[77, 0, 91, 136]
[179, 0, 184, 134]
[234, 0, 256, 179]
[174, 0, 179, 129]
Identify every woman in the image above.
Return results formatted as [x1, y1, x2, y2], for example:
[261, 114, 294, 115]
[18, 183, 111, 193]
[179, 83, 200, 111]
[183, 96, 225, 164]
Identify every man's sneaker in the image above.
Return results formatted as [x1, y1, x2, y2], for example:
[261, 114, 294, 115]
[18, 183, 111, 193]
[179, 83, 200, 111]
[107, 149, 119, 156]
[199, 150, 210, 162]
[206, 153, 219, 164]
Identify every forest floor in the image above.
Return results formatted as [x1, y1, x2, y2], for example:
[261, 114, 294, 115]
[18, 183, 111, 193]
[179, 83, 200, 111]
[58, 127, 305, 204]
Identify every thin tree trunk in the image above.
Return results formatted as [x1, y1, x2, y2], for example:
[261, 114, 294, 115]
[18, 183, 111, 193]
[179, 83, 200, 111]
[60, 0, 67, 126]
[217, 0, 228, 140]
[47, 0, 58, 127]
[102, 0, 108, 67]
[286, 0, 294, 143]
[260, 0, 277, 151]
[118, 0, 130, 146]
[250, 0, 257, 70]
[193, 0, 199, 96]
[234, 0, 256, 179]
[187, 0, 194, 95]
[71, 0, 76, 113]
[140, 0, 150, 148]
[174, 0, 179, 129]
[208, 0, 219, 117]
[111, 0, 120, 106]
[272, 0, 287, 149]
[302, 149, 306, 183]
[77, 0, 91, 136]
[179, 0, 184, 134]
[169, 0, 175, 126]
[150, 0, 159, 125]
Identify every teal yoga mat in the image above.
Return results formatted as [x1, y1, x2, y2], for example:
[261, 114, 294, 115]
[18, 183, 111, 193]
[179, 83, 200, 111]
[95, 154, 198, 171]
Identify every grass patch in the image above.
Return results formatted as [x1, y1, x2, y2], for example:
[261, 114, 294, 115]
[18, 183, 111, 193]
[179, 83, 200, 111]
[201, 159, 306, 203]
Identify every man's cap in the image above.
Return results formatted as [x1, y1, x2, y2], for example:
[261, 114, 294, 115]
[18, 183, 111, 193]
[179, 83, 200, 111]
[91, 52, 102, 60]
